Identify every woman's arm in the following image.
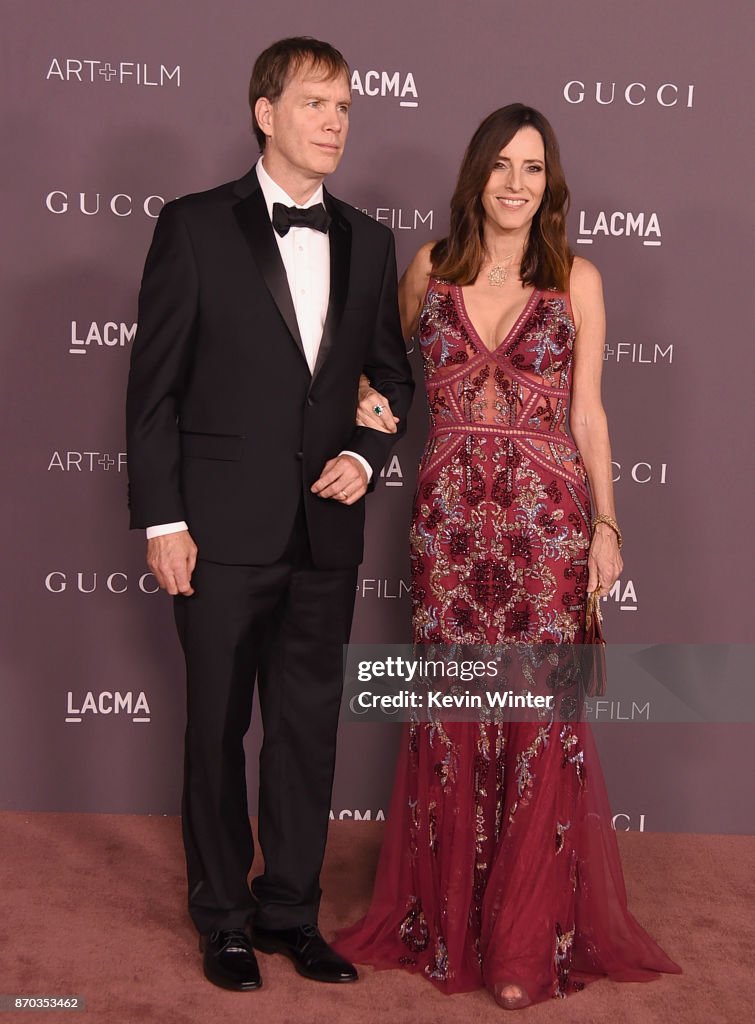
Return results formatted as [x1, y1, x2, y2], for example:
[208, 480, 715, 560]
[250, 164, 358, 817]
[569, 256, 624, 596]
[356, 242, 433, 432]
[398, 241, 434, 340]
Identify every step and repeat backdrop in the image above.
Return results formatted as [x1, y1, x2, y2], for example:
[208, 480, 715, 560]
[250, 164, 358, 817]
[2, 0, 752, 833]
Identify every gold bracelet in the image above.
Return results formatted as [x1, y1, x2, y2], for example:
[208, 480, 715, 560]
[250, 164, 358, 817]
[592, 514, 623, 549]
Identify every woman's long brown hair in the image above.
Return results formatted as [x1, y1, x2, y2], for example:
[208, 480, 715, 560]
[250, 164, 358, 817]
[431, 104, 573, 291]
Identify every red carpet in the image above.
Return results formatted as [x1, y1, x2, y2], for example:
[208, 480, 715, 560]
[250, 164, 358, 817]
[1, 813, 751, 1022]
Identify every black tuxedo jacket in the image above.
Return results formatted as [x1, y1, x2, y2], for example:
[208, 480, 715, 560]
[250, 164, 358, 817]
[126, 166, 414, 568]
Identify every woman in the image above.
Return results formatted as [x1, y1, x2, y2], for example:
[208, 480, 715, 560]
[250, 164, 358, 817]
[335, 105, 680, 1008]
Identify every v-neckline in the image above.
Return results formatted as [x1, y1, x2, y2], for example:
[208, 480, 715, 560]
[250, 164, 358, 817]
[455, 284, 540, 356]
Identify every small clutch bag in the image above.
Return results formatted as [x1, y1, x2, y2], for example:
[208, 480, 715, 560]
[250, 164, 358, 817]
[582, 590, 607, 697]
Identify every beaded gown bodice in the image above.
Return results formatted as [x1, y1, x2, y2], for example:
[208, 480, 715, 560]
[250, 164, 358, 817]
[418, 280, 587, 490]
[411, 279, 591, 647]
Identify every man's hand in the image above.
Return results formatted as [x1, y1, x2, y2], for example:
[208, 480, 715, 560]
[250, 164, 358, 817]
[311, 454, 369, 506]
[147, 530, 198, 596]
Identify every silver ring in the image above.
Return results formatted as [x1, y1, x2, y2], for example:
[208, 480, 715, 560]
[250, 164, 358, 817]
[373, 404, 384, 416]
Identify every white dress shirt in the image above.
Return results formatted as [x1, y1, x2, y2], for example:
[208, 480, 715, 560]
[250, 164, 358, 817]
[146, 158, 370, 540]
[257, 158, 331, 374]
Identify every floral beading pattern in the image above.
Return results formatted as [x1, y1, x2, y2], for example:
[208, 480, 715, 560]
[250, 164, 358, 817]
[400, 281, 593, 998]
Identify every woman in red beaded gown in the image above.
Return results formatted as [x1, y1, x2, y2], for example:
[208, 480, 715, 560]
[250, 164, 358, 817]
[334, 105, 680, 1008]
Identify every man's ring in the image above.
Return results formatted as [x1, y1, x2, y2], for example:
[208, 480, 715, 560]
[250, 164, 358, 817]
[373, 404, 384, 416]
[340, 489, 348, 500]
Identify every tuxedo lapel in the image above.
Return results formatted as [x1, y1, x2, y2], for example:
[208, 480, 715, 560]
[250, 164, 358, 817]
[232, 171, 307, 365]
[312, 189, 352, 382]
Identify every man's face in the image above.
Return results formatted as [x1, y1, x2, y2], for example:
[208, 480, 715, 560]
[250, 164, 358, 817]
[256, 62, 351, 182]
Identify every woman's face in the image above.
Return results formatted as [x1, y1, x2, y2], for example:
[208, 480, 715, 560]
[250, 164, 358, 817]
[480, 126, 547, 235]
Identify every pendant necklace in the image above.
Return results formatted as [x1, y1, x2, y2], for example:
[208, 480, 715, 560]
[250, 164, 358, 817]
[487, 251, 517, 287]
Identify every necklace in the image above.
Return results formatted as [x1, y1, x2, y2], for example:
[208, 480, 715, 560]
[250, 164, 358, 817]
[487, 251, 517, 287]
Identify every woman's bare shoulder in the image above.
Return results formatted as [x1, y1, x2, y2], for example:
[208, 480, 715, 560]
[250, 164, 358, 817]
[401, 241, 436, 303]
[407, 241, 436, 279]
[569, 254, 603, 297]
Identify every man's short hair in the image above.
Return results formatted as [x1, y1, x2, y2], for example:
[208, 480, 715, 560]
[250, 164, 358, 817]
[249, 37, 351, 150]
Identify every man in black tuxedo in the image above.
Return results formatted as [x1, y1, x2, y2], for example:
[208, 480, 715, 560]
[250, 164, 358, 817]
[126, 37, 413, 991]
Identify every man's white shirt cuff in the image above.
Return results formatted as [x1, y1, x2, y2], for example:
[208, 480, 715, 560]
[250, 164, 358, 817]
[340, 451, 373, 482]
[146, 521, 188, 539]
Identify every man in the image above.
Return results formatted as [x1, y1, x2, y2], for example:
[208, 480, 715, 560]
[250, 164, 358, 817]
[126, 37, 413, 991]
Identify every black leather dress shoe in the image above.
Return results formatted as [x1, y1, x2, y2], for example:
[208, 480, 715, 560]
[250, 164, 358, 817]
[199, 928, 262, 991]
[253, 924, 358, 983]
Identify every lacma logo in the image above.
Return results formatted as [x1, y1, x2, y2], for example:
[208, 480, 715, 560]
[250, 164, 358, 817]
[577, 211, 662, 247]
[66, 690, 151, 724]
[351, 70, 418, 108]
[69, 321, 136, 356]
[380, 454, 403, 487]
[603, 578, 637, 612]
[329, 809, 385, 821]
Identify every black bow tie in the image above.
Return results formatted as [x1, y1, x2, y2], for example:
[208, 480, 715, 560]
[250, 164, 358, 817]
[272, 202, 331, 237]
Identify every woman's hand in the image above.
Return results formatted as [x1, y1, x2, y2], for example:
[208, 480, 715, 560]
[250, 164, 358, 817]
[356, 373, 399, 433]
[587, 524, 623, 597]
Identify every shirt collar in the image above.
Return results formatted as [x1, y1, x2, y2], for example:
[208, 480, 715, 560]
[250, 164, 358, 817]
[256, 158, 325, 221]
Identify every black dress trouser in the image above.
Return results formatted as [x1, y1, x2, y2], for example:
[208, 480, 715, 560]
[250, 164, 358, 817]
[173, 504, 357, 934]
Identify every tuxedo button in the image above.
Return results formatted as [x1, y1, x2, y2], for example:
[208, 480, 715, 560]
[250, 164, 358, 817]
[295, 451, 303, 461]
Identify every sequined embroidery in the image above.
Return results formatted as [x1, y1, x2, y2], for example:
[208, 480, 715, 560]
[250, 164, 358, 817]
[399, 897, 430, 953]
